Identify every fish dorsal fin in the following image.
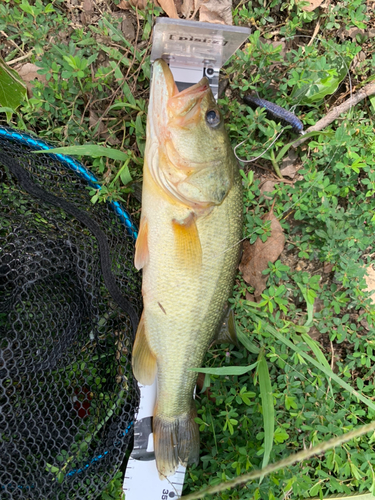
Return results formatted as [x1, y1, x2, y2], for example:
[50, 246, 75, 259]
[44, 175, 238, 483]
[134, 217, 149, 271]
[132, 312, 157, 385]
[215, 308, 238, 345]
[172, 212, 202, 270]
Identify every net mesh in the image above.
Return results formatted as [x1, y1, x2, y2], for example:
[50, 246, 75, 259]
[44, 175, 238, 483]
[0, 130, 141, 499]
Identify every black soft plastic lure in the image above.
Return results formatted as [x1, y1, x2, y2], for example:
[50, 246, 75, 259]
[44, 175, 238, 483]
[243, 94, 304, 134]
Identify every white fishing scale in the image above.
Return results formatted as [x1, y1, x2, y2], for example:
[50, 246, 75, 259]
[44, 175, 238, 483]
[123, 19, 250, 500]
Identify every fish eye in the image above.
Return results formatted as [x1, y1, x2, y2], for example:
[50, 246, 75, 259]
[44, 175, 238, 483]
[205, 109, 221, 128]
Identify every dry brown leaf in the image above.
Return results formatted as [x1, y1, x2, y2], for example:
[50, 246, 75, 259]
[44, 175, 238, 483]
[181, 0, 193, 17]
[158, 0, 179, 18]
[364, 265, 375, 305]
[280, 150, 298, 179]
[199, 0, 232, 24]
[118, 0, 131, 9]
[117, 0, 149, 10]
[280, 164, 298, 179]
[119, 0, 178, 17]
[81, 0, 93, 24]
[323, 262, 333, 274]
[260, 180, 276, 200]
[16, 63, 47, 97]
[17, 63, 46, 84]
[239, 211, 285, 297]
[245, 291, 255, 302]
[298, 0, 324, 11]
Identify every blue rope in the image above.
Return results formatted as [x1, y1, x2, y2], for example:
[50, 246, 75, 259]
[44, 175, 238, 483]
[0, 126, 138, 240]
[1, 422, 134, 491]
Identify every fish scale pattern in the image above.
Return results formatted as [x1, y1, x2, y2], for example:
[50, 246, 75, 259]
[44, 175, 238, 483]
[0, 131, 141, 499]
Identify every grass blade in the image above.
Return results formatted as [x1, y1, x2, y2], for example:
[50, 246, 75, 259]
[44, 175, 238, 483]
[258, 317, 375, 412]
[189, 362, 258, 376]
[237, 328, 260, 354]
[33, 145, 129, 161]
[258, 353, 274, 473]
[181, 420, 375, 500]
[302, 332, 333, 396]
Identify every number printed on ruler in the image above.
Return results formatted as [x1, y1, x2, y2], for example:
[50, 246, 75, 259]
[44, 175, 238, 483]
[162, 488, 177, 499]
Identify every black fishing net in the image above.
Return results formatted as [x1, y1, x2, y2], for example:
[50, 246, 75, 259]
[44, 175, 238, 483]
[0, 128, 142, 499]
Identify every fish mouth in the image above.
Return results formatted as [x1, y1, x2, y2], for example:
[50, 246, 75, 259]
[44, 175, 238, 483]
[150, 59, 210, 129]
[148, 59, 217, 209]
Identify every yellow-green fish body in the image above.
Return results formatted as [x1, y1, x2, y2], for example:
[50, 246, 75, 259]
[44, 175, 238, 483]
[133, 59, 243, 478]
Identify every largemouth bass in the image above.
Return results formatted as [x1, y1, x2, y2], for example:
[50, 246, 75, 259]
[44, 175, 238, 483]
[132, 59, 243, 478]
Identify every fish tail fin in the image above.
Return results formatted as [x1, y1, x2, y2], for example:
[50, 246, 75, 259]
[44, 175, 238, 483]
[153, 404, 199, 479]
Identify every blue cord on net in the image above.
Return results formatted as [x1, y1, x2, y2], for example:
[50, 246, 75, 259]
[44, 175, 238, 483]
[0, 125, 138, 240]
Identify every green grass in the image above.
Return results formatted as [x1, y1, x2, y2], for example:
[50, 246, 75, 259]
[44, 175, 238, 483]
[1, 0, 375, 499]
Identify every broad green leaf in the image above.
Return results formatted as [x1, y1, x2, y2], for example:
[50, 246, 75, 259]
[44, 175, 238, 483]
[259, 318, 375, 412]
[292, 57, 348, 104]
[370, 96, 375, 114]
[190, 361, 258, 376]
[0, 57, 27, 110]
[33, 145, 129, 162]
[258, 353, 274, 476]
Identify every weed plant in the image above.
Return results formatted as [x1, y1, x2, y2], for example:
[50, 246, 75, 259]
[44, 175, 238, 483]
[1, 0, 375, 499]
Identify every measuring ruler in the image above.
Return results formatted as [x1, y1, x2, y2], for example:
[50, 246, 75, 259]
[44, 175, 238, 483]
[124, 381, 186, 500]
[123, 18, 250, 499]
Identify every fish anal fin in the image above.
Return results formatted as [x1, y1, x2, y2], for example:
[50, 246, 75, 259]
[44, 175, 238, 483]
[132, 312, 157, 385]
[134, 217, 149, 271]
[215, 308, 239, 346]
[153, 404, 199, 479]
[172, 213, 202, 269]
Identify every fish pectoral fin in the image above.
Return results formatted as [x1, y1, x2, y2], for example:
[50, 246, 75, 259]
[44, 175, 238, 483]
[214, 308, 239, 346]
[134, 217, 149, 271]
[172, 213, 202, 269]
[132, 312, 157, 385]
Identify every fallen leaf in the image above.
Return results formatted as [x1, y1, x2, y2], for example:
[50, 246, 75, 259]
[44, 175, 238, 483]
[181, 0, 193, 17]
[199, 0, 232, 24]
[17, 63, 46, 84]
[307, 326, 321, 341]
[298, 0, 324, 11]
[364, 265, 375, 305]
[81, 0, 93, 24]
[117, 0, 149, 10]
[158, 0, 179, 18]
[239, 211, 285, 297]
[280, 149, 298, 179]
[260, 180, 276, 200]
[323, 262, 333, 274]
[347, 27, 367, 40]
[280, 164, 297, 179]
